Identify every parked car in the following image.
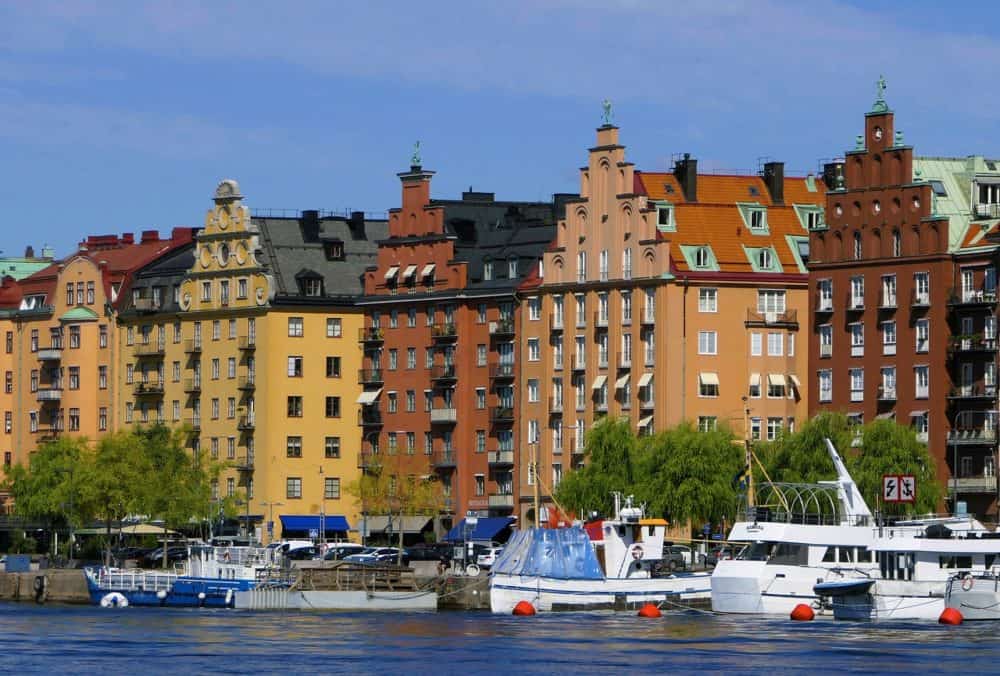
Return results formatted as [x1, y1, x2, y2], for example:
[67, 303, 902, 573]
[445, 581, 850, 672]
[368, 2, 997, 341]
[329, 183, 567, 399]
[660, 545, 689, 572]
[142, 546, 190, 567]
[405, 543, 453, 562]
[702, 545, 742, 568]
[343, 547, 410, 566]
[285, 545, 319, 560]
[323, 543, 365, 561]
[476, 546, 504, 569]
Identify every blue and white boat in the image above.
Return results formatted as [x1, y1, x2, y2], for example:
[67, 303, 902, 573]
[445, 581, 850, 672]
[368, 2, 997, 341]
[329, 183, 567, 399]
[85, 545, 286, 608]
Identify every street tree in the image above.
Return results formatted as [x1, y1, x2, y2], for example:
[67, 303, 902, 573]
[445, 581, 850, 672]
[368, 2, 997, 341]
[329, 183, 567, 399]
[554, 417, 637, 519]
[852, 419, 942, 515]
[758, 412, 855, 484]
[86, 431, 148, 565]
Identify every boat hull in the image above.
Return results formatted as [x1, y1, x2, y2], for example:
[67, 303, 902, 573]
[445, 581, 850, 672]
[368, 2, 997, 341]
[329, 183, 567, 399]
[235, 588, 438, 611]
[945, 576, 1000, 621]
[85, 568, 257, 608]
[490, 572, 711, 613]
[712, 560, 868, 615]
[828, 580, 945, 621]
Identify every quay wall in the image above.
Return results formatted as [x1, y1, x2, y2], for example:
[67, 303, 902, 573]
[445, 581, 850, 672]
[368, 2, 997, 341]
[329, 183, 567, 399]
[0, 570, 90, 604]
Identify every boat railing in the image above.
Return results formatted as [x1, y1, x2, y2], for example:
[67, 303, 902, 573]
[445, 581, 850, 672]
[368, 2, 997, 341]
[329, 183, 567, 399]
[92, 567, 177, 592]
[744, 506, 869, 527]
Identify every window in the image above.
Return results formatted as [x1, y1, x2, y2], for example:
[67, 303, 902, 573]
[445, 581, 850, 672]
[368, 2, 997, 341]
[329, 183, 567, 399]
[575, 294, 586, 328]
[326, 356, 341, 378]
[68, 367, 79, 390]
[853, 232, 863, 260]
[656, 204, 674, 229]
[767, 375, 785, 399]
[98, 407, 107, 431]
[749, 373, 761, 398]
[817, 279, 833, 311]
[528, 379, 539, 403]
[69, 408, 80, 431]
[324, 477, 341, 500]
[698, 416, 717, 432]
[287, 396, 303, 417]
[388, 349, 398, 370]
[915, 365, 929, 398]
[528, 297, 541, 321]
[406, 390, 415, 412]
[767, 333, 783, 357]
[576, 251, 587, 282]
[695, 247, 709, 268]
[750, 332, 762, 356]
[757, 290, 786, 314]
[211, 358, 220, 380]
[201, 281, 211, 302]
[621, 291, 632, 324]
[850, 276, 865, 308]
[818, 370, 832, 402]
[508, 255, 519, 279]
[477, 344, 487, 367]
[324, 436, 341, 459]
[698, 288, 717, 312]
[407, 308, 417, 327]
[915, 319, 929, 352]
[211, 398, 220, 420]
[892, 230, 901, 257]
[850, 323, 864, 356]
[325, 396, 341, 418]
[407, 348, 416, 369]
[286, 478, 302, 499]
[69, 325, 80, 349]
[880, 321, 896, 356]
[881, 367, 896, 399]
[4, 331, 10, 353]
[225, 357, 235, 379]
[287, 317, 304, 337]
[757, 249, 772, 269]
[476, 388, 486, 409]
[286, 436, 303, 458]
[622, 248, 632, 280]
[750, 417, 762, 441]
[881, 275, 897, 307]
[749, 209, 766, 231]
[850, 368, 864, 402]
[698, 331, 717, 355]
[599, 249, 608, 281]
[913, 272, 930, 304]
[227, 398, 236, 419]
[475, 475, 485, 497]
[286, 356, 304, 378]
[237, 278, 248, 299]
[528, 338, 540, 361]
[483, 260, 493, 281]
[766, 417, 783, 441]
[66, 283, 74, 305]
[3, 371, 9, 394]
[699, 374, 719, 398]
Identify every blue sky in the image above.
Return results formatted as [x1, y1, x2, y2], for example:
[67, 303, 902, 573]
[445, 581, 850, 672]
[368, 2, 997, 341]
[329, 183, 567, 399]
[1, 0, 999, 257]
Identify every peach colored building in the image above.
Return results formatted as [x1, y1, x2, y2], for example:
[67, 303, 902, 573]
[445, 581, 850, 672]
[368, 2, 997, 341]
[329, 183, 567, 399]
[518, 123, 825, 522]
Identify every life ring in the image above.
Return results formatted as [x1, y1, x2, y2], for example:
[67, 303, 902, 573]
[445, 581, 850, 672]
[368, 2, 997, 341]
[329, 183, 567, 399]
[631, 545, 644, 561]
[100, 592, 129, 608]
[962, 574, 974, 592]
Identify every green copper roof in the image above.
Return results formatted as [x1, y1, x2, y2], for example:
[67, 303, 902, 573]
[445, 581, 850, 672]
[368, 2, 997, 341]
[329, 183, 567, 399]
[0, 259, 51, 280]
[59, 306, 99, 322]
[913, 156, 1000, 252]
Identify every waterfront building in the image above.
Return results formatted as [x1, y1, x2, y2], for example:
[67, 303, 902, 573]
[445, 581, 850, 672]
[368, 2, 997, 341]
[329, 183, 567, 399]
[808, 94, 1000, 518]
[357, 161, 565, 535]
[118, 180, 386, 541]
[0, 229, 196, 487]
[520, 122, 824, 523]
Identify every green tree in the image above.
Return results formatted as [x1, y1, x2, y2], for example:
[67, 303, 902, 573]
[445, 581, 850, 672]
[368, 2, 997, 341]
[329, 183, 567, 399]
[634, 422, 742, 527]
[554, 417, 637, 518]
[851, 419, 942, 515]
[758, 412, 854, 484]
[85, 431, 147, 565]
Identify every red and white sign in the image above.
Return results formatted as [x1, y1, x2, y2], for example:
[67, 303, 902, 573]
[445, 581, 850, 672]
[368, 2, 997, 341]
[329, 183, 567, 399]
[883, 474, 916, 503]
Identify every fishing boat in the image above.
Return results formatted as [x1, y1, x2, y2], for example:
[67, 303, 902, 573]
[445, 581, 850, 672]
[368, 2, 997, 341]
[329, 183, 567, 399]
[489, 494, 711, 613]
[84, 544, 286, 608]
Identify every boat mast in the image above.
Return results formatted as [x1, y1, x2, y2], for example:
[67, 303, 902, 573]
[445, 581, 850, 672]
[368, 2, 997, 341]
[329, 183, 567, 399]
[743, 396, 754, 509]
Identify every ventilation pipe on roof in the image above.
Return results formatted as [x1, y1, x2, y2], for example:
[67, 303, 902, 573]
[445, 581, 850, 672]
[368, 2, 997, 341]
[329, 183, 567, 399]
[24, 246, 34, 258]
[674, 153, 697, 202]
[763, 161, 784, 205]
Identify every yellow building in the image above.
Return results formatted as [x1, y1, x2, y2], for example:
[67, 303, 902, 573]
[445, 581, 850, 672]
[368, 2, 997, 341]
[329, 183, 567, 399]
[118, 181, 386, 542]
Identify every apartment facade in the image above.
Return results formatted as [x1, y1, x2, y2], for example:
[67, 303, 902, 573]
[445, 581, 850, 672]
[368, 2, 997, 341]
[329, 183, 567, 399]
[118, 180, 385, 541]
[358, 163, 562, 534]
[520, 123, 823, 523]
[809, 98, 1000, 517]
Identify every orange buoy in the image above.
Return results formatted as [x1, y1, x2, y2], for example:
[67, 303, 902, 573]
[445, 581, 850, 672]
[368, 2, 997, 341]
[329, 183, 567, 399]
[637, 602, 662, 618]
[790, 603, 815, 621]
[512, 600, 536, 616]
[939, 607, 963, 625]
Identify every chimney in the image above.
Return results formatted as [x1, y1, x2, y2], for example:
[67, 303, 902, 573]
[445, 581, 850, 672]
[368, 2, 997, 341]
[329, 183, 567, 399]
[300, 210, 320, 242]
[140, 230, 160, 243]
[24, 245, 34, 258]
[674, 153, 697, 202]
[762, 161, 784, 204]
[121, 233, 134, 245]
[349, 211, 366, 233]
[822, 160, 845, 190]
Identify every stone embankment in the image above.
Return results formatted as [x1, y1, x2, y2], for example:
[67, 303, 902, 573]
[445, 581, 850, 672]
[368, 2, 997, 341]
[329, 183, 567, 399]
[0, 569, 89, 604]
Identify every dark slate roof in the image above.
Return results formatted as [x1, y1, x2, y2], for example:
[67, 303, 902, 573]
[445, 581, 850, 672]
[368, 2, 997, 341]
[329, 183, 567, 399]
[253, 211, 388, 300]
[118, 242, 196, 315]
[434, 196, 568, 291]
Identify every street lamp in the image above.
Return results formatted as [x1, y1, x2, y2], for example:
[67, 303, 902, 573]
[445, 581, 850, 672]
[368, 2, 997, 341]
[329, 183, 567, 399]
[260, 501, 284, 544]
[318, 466, 327, 549]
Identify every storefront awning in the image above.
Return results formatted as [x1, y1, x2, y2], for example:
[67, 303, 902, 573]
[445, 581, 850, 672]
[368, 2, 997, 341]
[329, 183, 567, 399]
[768, 373, 786, 387]
[384, 265, 399, 280]
[749, 372, 761, 387]
[637, 373, 653, 388]
[789, 374, 801, 389]
[402, 264, 418, 279]
[444, 516, 516, 543]
[591, 375, 607, 390]
[356, 388, 382, 405]
[699, 372, 719, 386]
[360, 515, 432, 537]
[279, 514, 351, 534]
[421, 263, 436, 277]
[638, 415, 654, 428]
[614, 373, 630, 389]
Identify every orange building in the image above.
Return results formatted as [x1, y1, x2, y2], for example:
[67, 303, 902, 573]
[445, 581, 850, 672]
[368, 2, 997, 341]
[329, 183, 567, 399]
[518, 122, 824, 522]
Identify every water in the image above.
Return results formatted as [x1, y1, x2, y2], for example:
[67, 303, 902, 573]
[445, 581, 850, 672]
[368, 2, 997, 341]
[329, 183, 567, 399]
[0, 603, 996, 674]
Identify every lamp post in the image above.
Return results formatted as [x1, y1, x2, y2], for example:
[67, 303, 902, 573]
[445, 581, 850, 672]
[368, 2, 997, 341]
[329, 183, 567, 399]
[260, 501, 284, 544]
[318, 466, 327, 550]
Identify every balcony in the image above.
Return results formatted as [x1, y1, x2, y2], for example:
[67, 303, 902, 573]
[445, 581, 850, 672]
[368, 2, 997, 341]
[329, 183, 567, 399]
[358, 407, 383, 426]
[184, 339, 202, 354]
[238, 375, 256, 391]
[877, 386, 896, 401]
[949, 476, 997, 494]
[238, 336, 256, 351]
[489, 319, 515, 339]
[572, 357, 586, 371]
[488, 493, 515, 509]
[430, 407, 458, 424]
[948, 336, 998, 354]
[974, 203, 1000, 220]
[850, 389, 864, 403]
[846, 293, 865, 312]
[745, 309, 799, 329]
[616, 352, 631, 370]
[133, 381, 164, 396]
[490, 406, 515, 423]
[641, 311, 655, 325]
[358, 327, 385, 344]
[548, 396, 563, 414]
[820, 344, 833, 358]
[185, 416, 201, 432]
[183, 378, 201, 393]
[237, 415, 255, 431]
[911, 290, 931, 308]
[37, 347, 62, 361]
[489, 363, 515, 381]
[429, 364, 458, 383]
[134, 342, 166, 357]
[948, 413, 997, 445]
[431, 323, 458, 342]
[133, 297, 162, 313]
[639, 397, 655, 410]
[431, 451, 457, 469]
[550, 316, 564, 332]
[594, 312, 609, 329]
[358, 450, 379, 469]
[233, 454, 254, 471]
[948, 288, 998, 307]
[36, 387, 62, 402]
[878, 292, 897, 311]
[358, 368, 384, 385]
[488, 449, 514, 467]
[814, 295, 834, 314]
[948, 384, 997, 400]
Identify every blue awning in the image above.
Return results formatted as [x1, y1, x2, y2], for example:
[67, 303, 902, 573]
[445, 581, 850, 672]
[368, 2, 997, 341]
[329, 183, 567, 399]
[279, 515, 350, 533]
[445, 517, 516, 542]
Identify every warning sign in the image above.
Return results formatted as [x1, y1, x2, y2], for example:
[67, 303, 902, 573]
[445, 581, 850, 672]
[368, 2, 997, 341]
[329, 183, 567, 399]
[883, 474, 916, 503]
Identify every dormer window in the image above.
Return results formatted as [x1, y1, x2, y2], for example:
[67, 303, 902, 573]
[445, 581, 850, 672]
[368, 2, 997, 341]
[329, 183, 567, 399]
[929, 180, 947, 197]
[750, 210, 766, 230]
[304, 279, 322, 296]
[695, 247, 709, 268]
[483, 259, 493, 281]
[508, 256, 518, 279]
[655, 203, 675, 231]
[758, 249, 772, 269]
[324, 240, 344, 260]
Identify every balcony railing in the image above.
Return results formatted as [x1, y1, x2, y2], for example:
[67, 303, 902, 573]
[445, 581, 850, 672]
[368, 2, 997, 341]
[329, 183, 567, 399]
[846, 292, 865, 311]
[548, 396, 563, 413]
[974, 203, 1000, 219]
[183, 378, 201, 393]
[948, 336, 998, 353]
[617, 351, 631, 369]
[133, 381, 164, 396]
[911, 289, 931, 308]
[489, 363, 515, 380]
[36, 387, 62, 402]
[358, 368, 384, 385]
[948, 384, 997, 400]
[745, 309, 798, 328]
[820, 344, 833, 358]
[877, 386, 896, 401]
[238, 336, 256, 351]
[238, 375, 256, 391]
[641, 310, 655, 325]
[431, 323, 458, 341]
[134, 342, 166, 357]
[489, 319, 515, 338]
[488, 449, 515, 466]
[814, 295, 834, 313]
[429, 364, 458, 382]
[237, 415, 255, 431]
[949, 476, 997, 494]
[430, 407, 458, 424]
[948, 288, 998, 306]
[358, 408, 383, 426]
[358, 327, 385, 343]
[550, 316, 564, 331]
[490, 406, 515, 423]
[234, 454, 254, 471]
[37, 347, 62, 361]
[184, 339, 202, 354]
[948, 415, 998, 444]
[488, 493, 515, 509]
[432, 451, 457, 468]
[594, 312, 609, 328]
[185, 416, 201, 431]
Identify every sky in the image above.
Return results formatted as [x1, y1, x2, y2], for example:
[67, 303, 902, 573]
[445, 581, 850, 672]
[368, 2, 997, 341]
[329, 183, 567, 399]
[1, 0, 999, 257]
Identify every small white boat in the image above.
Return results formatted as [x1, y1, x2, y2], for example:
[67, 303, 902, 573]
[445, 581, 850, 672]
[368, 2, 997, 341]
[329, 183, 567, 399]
[489, 494, 711, 613]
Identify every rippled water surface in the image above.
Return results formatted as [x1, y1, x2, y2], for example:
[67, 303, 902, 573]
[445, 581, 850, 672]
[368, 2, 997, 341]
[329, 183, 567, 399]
[0, 603, 997, 674]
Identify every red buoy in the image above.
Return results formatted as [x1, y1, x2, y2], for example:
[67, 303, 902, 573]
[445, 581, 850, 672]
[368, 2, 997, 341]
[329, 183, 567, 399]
[512, 600, 536, 616]
[939, 607, 963, 625]
[637, 603, 662, 618]
[790, 603, 815, 621]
